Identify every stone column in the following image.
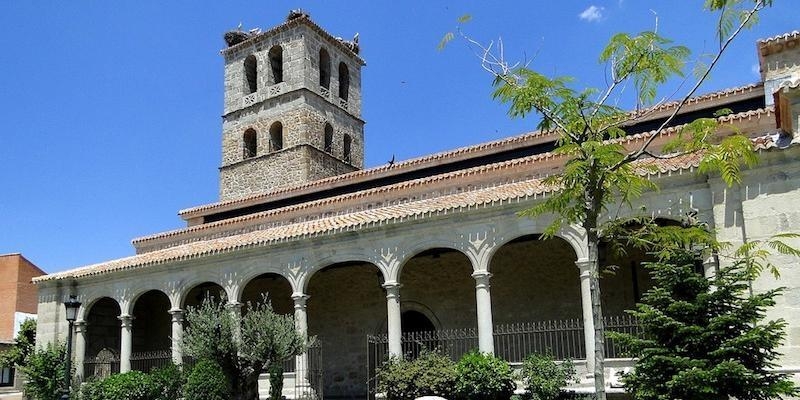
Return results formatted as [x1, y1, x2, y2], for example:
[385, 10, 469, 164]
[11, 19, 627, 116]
[73, 320, 87, 382]
[168, 309, 184, 365]
[383, 281, 403, 356]
[472, 270, 495, 354]
[226, 301, 243, 344]
[576, 260, 596, 374]
[292, 293, 311, 390]
[119, 315, 134, 373]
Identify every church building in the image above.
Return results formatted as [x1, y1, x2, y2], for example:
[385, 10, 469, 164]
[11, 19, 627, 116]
[33, 13, 800, 399]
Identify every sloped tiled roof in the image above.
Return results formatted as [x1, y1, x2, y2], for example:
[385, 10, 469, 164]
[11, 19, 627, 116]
[37, 141, 754, 283]
[179, 83, 766, 221]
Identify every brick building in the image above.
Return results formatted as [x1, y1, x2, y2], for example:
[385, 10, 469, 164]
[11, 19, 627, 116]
[0, 254, 44, 390]
[32, 13, 800, 400]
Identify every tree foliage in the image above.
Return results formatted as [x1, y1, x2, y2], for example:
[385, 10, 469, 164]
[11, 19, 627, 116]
[182, 295, 307, 400]
[20, 341, 68, 400]
[442, 1, 775, 398]
[0, 318, 36, 369]
[609, 231, 798, 400]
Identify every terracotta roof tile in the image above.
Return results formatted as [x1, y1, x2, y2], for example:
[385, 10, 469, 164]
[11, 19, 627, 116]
[136, 107, 776, 249]
[758, 30, 800, 47]
[180, 84, 765, 219]
[37, 149, 726, 283]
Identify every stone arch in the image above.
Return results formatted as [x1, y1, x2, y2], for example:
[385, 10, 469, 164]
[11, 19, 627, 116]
[244, 54, 258, 94]
[338, 62, 349, 100]
[84, 297, 122, 376]
[301, 252, 388, 294]
[400, 301, 442, 332]
[76, 290, 119, 322]
[305, 258, 386, 397]
[239, 272, 293, 315]
[319, 48, 331, 89]
[181, 281, 227, 309]
[268, 45, 283, 84]
[269, 121, 283, 152]
[489, 234, 581, 324]
[483, 221, 587, 266]
[397, 247, 476, 331]
[243, 128, 257, 158]
[131, 290, 171, 357]
[393, 235, 472, 281]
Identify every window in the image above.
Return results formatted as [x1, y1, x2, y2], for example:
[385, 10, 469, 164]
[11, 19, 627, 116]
[343, 133, 352, 163]
[243, 128, 257, 159]
[338, 62, 349, 101]
[0, 366, 13, 387]
[270, 122, 283, 151]
[324, 123, 333, 153]
[244, 55, 257, 94]
[319, 48, 331, 89]
[268, 46, 284, 84]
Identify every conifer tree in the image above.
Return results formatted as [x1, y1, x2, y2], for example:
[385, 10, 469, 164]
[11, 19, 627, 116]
[610, 233, 798, 400]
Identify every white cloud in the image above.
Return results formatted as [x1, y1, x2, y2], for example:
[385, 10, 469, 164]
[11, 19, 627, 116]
[579, 5, 605, 22]
[751, 63, 761, 77]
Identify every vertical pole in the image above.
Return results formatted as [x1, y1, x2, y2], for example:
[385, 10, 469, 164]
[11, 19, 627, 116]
[382, 281, 402, 357]
[472, 270, 495, 354]
[168, 309, 184, 365]
[118, 315, 133, 373]
[576, 260, 596, 375]
[62, 320, 74, 399]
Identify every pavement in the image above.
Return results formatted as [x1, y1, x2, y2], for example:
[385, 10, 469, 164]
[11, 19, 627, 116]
[0, 392, 22, 400]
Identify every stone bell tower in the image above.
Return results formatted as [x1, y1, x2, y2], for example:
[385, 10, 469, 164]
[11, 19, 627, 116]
[218, 11, 366, 201]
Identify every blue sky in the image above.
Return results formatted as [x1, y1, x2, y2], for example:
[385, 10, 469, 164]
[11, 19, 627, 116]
[0, 1, 796, 273]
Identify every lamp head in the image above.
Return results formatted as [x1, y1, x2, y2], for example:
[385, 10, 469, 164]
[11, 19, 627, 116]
[63, 295, 81, 322]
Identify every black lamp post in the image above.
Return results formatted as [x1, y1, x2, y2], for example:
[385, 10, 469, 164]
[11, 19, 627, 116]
[61, 295, 81, 400]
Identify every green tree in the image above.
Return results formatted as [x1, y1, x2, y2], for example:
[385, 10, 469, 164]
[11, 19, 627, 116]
[182, 295, 307, 400]
[441, 1, 774, 398]
[608, 227, 799, 400]
[20, 342, 68, 400]
[0, 318, 36, 369]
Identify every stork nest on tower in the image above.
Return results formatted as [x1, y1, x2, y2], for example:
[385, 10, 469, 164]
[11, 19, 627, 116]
[224, 30, 251, 47]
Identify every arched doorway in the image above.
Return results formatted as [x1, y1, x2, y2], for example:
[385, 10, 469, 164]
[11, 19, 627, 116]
[183, 282, 226, 310]
[401, 310, 436, 333]
[307, 261, 386, 399]
[131, 290, 171, 372]
[490, 235, 582, 360]
[84, 297, 121, 379]
[240, 273, 293, 315]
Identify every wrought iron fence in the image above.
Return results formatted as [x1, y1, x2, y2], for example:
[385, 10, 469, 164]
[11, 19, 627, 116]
[131, 350, 172, 373]
[366, 315, 640, 399]
[603, 314, 641, 358]
[494, 318, 585, 362]
[263, 341, 324, 400]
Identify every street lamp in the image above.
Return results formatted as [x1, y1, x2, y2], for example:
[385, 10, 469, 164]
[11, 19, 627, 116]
[61, 295, 81, 400]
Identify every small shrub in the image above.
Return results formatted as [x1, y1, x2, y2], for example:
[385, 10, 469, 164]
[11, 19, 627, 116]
[184, 359, 232, 400]
[149, 363, 185, 400]
[454, 351, 515, 400]
[96, 370, 158, 400]
[21, 342, 68, 400]
[521, 353, 577, 400]
[377, 349, 457, 400]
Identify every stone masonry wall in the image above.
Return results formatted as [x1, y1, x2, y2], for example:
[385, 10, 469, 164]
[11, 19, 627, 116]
[219, 146, 308, 200]
[307, 263, 386, 399]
